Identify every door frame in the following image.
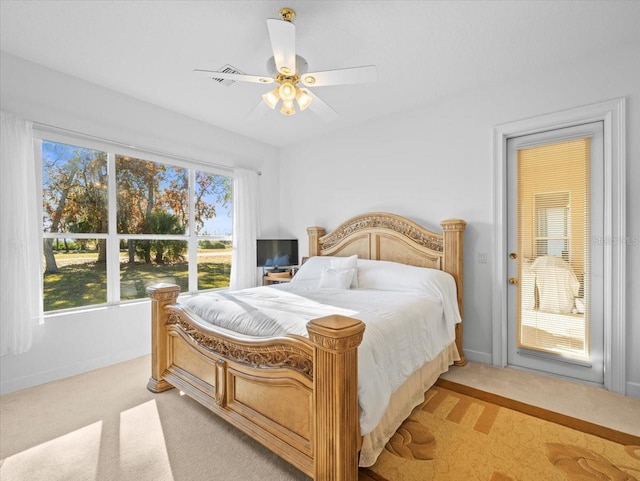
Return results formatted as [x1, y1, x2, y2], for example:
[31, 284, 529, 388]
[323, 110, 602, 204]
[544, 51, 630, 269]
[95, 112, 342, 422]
[492, 98, 626, 394]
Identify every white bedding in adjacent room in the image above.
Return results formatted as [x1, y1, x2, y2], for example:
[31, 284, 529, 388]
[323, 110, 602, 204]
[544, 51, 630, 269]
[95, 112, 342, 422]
[184, 259, 461, 435]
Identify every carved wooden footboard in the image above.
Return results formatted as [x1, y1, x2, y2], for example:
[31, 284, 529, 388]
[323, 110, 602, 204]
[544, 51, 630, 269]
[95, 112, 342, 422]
[147, 284, 365, 479]
[147, 213, 466, 481]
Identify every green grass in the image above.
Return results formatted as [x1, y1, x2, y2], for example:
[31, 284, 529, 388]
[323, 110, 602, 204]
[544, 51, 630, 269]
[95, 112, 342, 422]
[44, 255, 232, 312]
[119, 262, 189, 301]
[43, 262, 108, 311]
[197, 262, 233, 290]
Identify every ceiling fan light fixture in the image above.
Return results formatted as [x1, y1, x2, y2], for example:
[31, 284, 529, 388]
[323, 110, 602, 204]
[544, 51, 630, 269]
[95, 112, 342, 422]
[278, 80, 297, 102]
[280, 99, 296, 116]
[196, 7, 378, 121]
[262, 87, 280, 109]
[296, 88, 313, 111]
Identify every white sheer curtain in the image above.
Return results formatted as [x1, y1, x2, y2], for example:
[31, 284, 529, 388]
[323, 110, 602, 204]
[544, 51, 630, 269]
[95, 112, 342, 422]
[229, 168, 259, 290]
[0, 112, 42, 356]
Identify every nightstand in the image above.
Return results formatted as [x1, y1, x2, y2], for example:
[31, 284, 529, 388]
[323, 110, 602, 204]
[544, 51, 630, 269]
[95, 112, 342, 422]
[262, 266, 298, 286]
[262, 274, 292, 286]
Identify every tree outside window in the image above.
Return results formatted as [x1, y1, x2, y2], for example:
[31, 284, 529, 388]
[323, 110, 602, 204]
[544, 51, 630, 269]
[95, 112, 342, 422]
[41, 140, 232, 312]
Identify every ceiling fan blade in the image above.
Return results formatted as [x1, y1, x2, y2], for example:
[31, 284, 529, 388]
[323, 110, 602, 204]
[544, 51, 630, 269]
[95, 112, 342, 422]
[194, 69, 274, 84]
[299, 65, 378, 87]
[306, 90, 339, 122]
[266, 18, 296, 76]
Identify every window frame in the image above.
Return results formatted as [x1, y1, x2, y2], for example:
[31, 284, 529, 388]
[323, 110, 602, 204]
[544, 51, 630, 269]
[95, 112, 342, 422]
[35, 130, 233, 314]
[533, 191, 571, 261]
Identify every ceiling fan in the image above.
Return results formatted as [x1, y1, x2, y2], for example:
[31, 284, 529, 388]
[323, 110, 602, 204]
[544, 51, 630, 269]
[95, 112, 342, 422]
[194, 7, 378, 121]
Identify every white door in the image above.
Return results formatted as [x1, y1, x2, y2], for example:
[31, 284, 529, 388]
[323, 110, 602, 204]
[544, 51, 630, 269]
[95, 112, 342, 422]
[507, 122, 604, 384]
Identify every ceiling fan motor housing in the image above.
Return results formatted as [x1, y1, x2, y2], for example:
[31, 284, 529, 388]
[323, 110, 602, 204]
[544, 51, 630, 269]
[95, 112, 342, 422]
[266, 55, 309, 79]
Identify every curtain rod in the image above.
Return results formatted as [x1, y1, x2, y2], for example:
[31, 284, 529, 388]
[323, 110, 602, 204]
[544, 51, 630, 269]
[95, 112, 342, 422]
[32, 121, 262, 176]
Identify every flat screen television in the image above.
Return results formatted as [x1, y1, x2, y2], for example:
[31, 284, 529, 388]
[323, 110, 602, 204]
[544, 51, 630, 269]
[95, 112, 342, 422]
[257, 239, 299, 268]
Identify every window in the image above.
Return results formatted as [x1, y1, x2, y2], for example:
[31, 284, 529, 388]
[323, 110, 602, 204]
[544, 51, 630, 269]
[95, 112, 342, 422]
[534, 192, 571, 260]
[515, 137, 591, 360]
[40, 139, 232, 312]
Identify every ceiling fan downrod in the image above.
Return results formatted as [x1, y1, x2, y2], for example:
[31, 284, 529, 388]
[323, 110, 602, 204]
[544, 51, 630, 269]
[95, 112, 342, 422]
[278, 8, 296, 22]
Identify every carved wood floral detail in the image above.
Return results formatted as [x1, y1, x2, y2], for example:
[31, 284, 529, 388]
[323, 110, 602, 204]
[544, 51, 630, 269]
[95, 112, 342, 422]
[307, 332, 365, 352]
[167, 312, 314, 379]
[146, 288, 180, 302]
[320, 214, 443, 252]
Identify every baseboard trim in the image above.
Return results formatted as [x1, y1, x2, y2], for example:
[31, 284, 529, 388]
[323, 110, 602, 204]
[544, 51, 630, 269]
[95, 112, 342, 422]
[462, 348, 492, 365]
[0, 348, 149, 395]
[626, 380, 640, 398]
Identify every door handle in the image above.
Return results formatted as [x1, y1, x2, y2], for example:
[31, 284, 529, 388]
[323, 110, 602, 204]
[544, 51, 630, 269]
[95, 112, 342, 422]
[508, 278, 518, 285]
[509, 252, 517, 259]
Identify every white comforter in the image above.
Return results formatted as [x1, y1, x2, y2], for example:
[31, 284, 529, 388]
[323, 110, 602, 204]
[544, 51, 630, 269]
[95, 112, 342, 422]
[184, 282, 460, 435]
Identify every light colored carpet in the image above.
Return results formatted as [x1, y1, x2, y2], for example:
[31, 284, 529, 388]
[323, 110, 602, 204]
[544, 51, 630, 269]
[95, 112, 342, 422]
[2, 356, 639, 481]
[0, 355, 309, 481]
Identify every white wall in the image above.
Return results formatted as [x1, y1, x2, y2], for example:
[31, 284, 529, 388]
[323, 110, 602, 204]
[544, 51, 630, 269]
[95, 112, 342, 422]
[278, 45, 640, 396]
[2, 44, 639, 397]
[0, 52, 281, 393]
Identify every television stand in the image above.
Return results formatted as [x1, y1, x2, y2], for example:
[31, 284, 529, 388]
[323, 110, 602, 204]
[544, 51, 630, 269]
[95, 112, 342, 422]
[263, 274, 292, 286]
[262, 266, 298, 285]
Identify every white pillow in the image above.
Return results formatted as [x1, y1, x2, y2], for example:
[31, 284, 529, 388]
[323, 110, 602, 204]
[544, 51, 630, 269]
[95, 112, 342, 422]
[290, 256, 356, 284]
[318, 267, 354, 289]
[357, 258, 454, 294]
[289, 256, 335, 284]
[330, 255, 359, 288]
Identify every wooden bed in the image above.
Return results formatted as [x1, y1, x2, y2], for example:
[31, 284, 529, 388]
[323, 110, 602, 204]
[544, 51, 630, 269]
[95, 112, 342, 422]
[147, 212, 466, 481]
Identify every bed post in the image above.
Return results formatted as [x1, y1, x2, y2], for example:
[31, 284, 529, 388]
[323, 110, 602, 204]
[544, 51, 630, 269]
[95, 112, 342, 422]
[146, 283, 180, 393]
[307, 315, 365, 481]
[307, 226, 326, 257]
[441, 219, 467, 366]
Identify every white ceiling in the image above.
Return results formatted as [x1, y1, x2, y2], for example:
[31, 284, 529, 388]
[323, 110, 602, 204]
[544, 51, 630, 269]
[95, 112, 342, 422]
[2, 1, 640, 147]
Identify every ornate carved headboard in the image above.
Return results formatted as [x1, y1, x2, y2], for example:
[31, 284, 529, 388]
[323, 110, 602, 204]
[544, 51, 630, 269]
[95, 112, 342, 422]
[307, 212, 467, 364]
